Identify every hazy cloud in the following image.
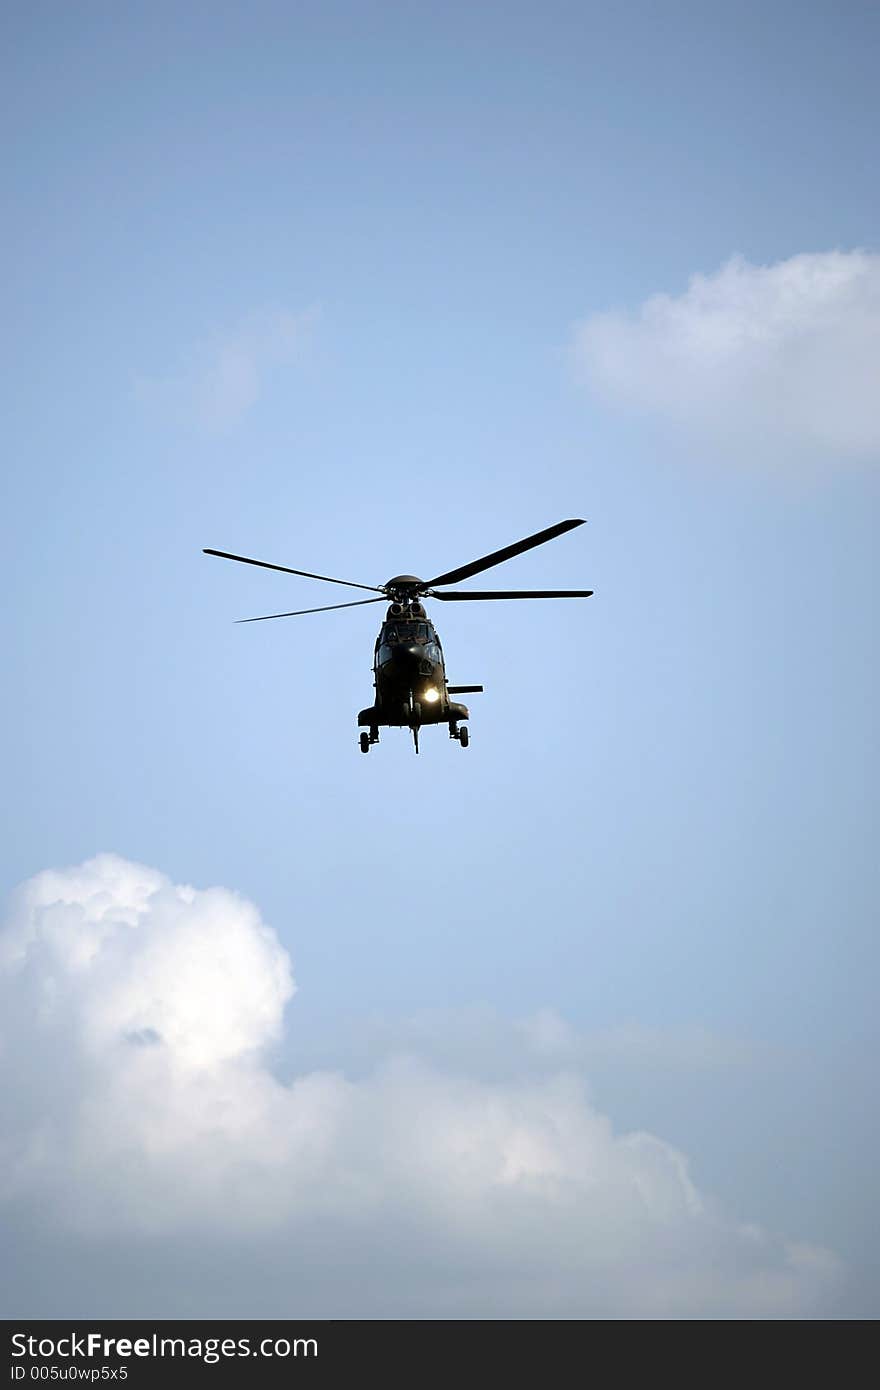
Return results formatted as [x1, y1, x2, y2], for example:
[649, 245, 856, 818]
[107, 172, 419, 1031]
[339, 1006, 767, 1082]
[134, 307, 317, 431]
[573, 251, 880, 464]
[0, 855, 841, 1318]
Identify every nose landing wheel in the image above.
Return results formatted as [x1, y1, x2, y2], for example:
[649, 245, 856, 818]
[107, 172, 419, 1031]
[449, 722, 470, 748]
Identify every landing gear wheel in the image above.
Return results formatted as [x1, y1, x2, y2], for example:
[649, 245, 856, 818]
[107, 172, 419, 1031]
[359, 732, 370, 753]
[459, 726, 469, 748]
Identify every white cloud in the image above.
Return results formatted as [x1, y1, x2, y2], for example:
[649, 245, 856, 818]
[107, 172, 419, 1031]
[0, 855, 841, 1318]
[573, 251, 880, 463]
[134, 307, 317, 431]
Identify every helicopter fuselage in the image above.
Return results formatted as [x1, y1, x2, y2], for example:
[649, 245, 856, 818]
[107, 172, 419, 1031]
[357, 603, 475, 751]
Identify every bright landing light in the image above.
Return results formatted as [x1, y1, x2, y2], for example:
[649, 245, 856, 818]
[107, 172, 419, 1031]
[423, 687, 440, 703]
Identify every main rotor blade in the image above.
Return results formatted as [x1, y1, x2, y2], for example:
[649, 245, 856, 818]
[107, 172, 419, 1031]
[426, 519, 585, 588]
[235, 597, 386, 623]
[430, 589, 593, 601]
[204, 549, 383, 594]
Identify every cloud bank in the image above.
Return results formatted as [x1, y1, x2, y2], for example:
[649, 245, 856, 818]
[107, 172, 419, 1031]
[0, 855, 840, 1318]
[134, 307, 316, 431]
[573, 251, 880, 463]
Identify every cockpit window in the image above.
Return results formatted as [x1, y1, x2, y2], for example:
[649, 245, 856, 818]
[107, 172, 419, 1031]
[386, 622, 430, 641]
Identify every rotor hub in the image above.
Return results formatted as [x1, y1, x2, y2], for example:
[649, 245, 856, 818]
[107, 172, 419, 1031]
[383, 575, 426, 601]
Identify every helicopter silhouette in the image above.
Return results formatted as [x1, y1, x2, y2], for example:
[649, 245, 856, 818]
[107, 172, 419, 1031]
[204, 518, 593, 754]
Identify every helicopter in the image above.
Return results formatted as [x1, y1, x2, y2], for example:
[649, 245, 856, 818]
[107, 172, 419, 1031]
[204, 518, 593, 754]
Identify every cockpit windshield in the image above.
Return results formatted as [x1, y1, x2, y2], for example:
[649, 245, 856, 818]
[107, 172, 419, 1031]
[385, 621, 430, 642]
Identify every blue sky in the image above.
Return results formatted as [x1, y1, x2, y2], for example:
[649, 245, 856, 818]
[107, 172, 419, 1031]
[1, 1, 878, 1318]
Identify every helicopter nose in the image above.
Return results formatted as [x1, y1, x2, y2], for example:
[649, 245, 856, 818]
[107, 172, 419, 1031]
[392, 644, 422, 665]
